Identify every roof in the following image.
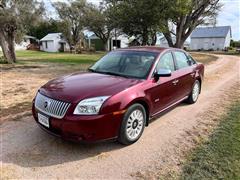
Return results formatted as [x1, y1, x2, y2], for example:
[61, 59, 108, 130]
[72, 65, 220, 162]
[40, 33, 62, 41]
[191, 26, 231, 38]
[88, 34, 100, 40]
[24, 35, 37, 40]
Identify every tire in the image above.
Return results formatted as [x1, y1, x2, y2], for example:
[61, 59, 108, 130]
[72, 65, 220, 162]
[118, 104, 146, 145]
[186, 80, 201, 104]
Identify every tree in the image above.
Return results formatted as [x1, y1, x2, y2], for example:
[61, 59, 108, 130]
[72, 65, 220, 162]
[0, 0, 44, 63]
[106, 0, 169, 46]
[27, 19, 63, 40]
[53, 0, 86, 49]
[163, 0, 222, 48]
[84, 2, 115, 51]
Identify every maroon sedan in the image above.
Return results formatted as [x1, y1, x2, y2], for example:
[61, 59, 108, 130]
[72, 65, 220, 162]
[32, 47, 204, 145]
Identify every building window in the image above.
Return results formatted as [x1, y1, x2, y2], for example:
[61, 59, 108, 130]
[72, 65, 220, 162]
[45, 42, 48, 49]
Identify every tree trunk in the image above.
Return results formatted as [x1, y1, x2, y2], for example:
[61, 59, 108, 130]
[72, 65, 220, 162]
[174, 40, 184, 49]
[0, 30, 16, 63]
[103, 40, 108, 51]
[151, 33, 157, 46]
[163, 31, 174, 47]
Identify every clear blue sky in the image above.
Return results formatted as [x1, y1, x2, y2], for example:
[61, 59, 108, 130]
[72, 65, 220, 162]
[44, 0, 240, 40]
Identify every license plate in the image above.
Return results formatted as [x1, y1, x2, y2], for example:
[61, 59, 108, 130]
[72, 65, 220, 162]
[38, 113, 49, 128]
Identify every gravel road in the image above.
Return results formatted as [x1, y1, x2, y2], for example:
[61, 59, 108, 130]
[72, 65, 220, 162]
[1, 55, 239, 179]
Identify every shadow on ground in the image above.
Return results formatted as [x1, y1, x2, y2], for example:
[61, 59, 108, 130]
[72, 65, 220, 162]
[2, 102, 189, 168]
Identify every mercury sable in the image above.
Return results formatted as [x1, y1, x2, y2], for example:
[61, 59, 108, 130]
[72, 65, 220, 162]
[32, 47, 204, 145]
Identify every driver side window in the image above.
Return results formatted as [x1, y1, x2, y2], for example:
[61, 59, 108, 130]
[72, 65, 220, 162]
[156, 52, 175, 72]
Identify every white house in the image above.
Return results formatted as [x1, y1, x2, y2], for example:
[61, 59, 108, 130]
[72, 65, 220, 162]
[190, 26, 232, 50]
[40, 33, 70, 52]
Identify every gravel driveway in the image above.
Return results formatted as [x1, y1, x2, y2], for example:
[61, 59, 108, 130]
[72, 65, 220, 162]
[1, 55, 239, 179]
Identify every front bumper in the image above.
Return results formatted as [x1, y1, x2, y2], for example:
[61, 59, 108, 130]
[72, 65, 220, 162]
[32, 103, 123, 142]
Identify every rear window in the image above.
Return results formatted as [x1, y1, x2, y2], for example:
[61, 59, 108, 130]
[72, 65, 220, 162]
[174, 51, 190, 69]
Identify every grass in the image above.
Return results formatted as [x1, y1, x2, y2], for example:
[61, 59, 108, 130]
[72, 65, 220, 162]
[180, 101, 240, 180]
[211, 50, 240, 56]
[0, 50, 218, 65]
[15, 50, 105, 65]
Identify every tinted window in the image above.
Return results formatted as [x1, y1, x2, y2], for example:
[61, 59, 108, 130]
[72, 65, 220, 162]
[89, 51, 158, 79]
[156, 52, 175, 72]
[174, 51, 190, 69]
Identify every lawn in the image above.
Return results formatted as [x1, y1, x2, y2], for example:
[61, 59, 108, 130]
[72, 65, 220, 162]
[181, 100, 240, 179]
[0, 50, 218, 65]
[15, 50, 105, 64]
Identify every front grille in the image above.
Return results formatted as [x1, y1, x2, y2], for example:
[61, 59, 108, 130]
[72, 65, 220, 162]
[35, 92, 71, 119]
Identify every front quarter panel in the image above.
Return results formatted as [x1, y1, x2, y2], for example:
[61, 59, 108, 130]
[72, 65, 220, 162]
[100, 81, 152, 114]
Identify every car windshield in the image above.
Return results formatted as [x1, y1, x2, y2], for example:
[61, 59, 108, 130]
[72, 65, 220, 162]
[89, 51, 158, 79]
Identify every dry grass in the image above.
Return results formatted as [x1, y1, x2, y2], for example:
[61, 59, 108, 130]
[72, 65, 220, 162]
[190, 52, 218, 64]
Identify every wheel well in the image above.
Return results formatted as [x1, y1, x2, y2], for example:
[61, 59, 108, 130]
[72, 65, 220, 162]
[132, 100, 150, 127]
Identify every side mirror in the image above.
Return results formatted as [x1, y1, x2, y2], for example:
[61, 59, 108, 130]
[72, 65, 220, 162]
[154, 69, 171, 81]
[187, 60, 192, 66]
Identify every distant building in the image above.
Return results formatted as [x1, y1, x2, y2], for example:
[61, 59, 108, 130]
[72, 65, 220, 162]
[40, 33, 70, 52]
[15, 35, 38, 50]
[87, 34, 129, 51]
[190, 26, 232, 50]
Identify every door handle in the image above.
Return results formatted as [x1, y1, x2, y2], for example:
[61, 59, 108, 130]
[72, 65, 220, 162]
[172, 79, 179, 85]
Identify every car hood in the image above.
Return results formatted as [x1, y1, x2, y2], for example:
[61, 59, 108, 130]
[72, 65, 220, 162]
[39, 72, 142, 103]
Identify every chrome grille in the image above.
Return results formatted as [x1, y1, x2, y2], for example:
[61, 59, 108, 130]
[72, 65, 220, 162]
[35, 92, 71, 119]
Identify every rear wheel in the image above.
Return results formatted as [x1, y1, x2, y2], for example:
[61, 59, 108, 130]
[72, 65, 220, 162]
[187, 80, 200, 104]
[118, 104, 146, 145]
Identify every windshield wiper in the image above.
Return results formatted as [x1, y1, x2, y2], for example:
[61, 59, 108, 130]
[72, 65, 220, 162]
[89, 69, 129, 78]
[101, 71, 130, 78]
[88, 68, 100, 73]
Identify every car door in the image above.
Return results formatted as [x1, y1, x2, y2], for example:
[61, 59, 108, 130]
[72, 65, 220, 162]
[148, 51, 179, 115]
[172, 51, 196, 100]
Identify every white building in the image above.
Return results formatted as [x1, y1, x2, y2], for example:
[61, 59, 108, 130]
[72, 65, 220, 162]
[190, 26, 232, 50]
[15, 35, 38, 50]
[40, 33, 70, 52]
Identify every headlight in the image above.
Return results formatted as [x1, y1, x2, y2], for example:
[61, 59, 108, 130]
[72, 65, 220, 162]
[73, 96, 110, 115]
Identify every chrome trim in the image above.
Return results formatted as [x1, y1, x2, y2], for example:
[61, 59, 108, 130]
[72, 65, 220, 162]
[35, 92, 71, 119]
[151, 96, 188, 117]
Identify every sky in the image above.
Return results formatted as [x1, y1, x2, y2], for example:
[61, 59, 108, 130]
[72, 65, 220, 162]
[44, 0, 240, 40]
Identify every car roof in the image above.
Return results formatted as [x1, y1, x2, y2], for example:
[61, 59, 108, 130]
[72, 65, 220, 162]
[117, 46, 181, 53]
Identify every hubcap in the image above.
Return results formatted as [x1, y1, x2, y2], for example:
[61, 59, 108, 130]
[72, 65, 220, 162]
[126, 109, 144, 140]
[192, 82, 200, 102]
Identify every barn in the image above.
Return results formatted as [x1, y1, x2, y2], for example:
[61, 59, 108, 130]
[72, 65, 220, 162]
[190, 26, 232, 51]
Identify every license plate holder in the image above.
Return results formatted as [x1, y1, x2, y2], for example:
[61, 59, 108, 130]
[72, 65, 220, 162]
[38, 113, 50, 128]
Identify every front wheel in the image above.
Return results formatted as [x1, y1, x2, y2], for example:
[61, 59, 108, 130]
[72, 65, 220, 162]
[118, 104, 146, 145]
[186, 80, 201, 104]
